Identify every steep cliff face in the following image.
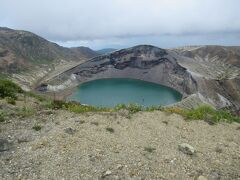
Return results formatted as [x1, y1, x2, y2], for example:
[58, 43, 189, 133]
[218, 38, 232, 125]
[48, 45, 198, 96]
[174, 46, 240, 112]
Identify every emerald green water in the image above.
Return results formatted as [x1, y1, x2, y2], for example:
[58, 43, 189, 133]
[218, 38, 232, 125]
[68, 78, 182, 107]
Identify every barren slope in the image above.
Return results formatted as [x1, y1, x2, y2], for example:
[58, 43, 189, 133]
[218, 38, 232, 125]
[0, 97, 239, 180]
[173, 46, 240, 111]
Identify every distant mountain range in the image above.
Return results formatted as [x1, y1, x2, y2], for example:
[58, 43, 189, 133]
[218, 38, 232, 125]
[97, 48, 117, 55]
[0, 27, 98, 73]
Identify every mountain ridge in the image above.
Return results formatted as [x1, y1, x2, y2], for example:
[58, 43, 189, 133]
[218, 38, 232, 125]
[0, 27, 98, 73]
[97, 48, 117, 54]
[0, 27, 98, 90]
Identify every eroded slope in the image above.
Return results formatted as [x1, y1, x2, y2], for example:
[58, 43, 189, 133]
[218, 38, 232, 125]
[0, 27, 99, 90]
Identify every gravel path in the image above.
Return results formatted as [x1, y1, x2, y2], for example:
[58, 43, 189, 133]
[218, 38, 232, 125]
[0, 109, 240, 179]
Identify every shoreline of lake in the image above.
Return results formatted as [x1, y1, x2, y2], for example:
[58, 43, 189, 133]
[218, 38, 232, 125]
[67, 78, 182, 107]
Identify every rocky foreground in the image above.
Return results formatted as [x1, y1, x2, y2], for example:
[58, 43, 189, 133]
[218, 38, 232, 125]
[0, 97, 239, 180]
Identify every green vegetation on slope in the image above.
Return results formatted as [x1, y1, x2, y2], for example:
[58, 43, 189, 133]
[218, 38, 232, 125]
[0, 79, 239, 124]
[0, 79, 23, 99]
[165, 106, 240, 123]
[49, 100, 239, 123]
[0, 110, 6, 122]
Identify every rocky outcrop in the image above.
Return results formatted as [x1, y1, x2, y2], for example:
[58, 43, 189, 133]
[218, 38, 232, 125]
[174, 46, 240, 112]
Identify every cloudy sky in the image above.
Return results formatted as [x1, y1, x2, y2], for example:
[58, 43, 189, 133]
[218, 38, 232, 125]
[0, 0, 240, 50]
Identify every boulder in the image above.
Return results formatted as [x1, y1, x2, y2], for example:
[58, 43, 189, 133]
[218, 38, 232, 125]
[64, 127, 76, 135]
[178, 143, 195, 155]
[0, 139, 11, 152]
[197, 176, 208, 180]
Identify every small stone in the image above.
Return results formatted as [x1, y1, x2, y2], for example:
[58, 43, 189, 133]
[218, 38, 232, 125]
[210, 171, 221, 180]
[215, 146, 223, 153]
[197, 176, 208, 180]
[64, 127, 76, 135]
[162, 121, 168, 125]
[41, 110, 53, 115]
[116, 164, 123, 170]
[105, 170, 112, 175]
[88, 154, 96, 162]
[17, 132, 33, 143]
[76, 120, 85, 124]
[170, 158, 177, 163]
[101, 170, 112, 178]
[178, 143, 195, 155]
[118, 109, 129, 117]
[0, 139, 11, 152]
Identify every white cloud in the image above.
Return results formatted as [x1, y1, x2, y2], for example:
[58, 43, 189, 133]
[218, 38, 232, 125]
[0, 0, 239, 48]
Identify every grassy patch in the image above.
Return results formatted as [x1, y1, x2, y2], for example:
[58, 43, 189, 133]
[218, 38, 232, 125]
[49, 100, 111, 113]
[0, 73, 8, 79]
[164, 106, 186, 116]
[32, 125, 42, 131]
[115, 104, 163, 113]
[18, 107, 36, 118]
[114, 104, 127, 110]
[0, 110, 6, 122]
[49, 100, 67, 109]
[164, 105, 240, 123]
[144, 147, 156, 153]
[91, 122, 99, 126]
[6, 97, 16, 105]
[0, 79, 23, 99]
[106, 127, 114, 133]
[47, 100, 239, 123]
[67, 103, 110, 113]
[79, 120, 85, 124]
[126, 104, 143, 114]
[145, 105, 163, 112]
[25, 92, 48, 102]
[114, 103, 143, 113]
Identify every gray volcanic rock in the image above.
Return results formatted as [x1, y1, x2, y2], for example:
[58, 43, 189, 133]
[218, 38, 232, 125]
[174, 46, 240, 112]
[0, 139, 11, 152]
[178, 143, 195, 155]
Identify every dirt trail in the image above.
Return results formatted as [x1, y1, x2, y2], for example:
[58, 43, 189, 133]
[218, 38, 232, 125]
[0, 106, 239, 179]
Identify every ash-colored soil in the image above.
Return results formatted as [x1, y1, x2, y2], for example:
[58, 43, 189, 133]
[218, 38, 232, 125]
[0, 104, 239, 179]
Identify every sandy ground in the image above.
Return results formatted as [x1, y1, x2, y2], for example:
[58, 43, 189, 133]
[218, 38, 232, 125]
[0, 104, 239, 179]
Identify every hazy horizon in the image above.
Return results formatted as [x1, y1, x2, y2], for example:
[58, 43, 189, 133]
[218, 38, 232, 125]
[1, 0, 239, 49]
